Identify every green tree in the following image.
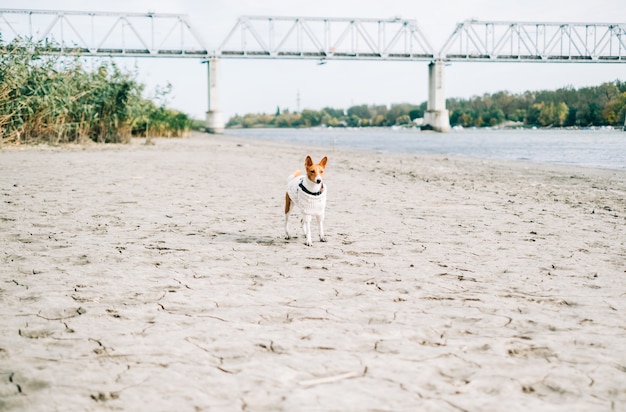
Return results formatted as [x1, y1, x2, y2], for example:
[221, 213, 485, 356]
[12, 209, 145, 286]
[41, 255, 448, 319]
[226, 114, 243, 128]
[603, 92, 626, 125]
[346, 114, 361, 127]
[555, 102, 569, 126]
[386, 103, 417, 125]
[408, 109, 423, 120]
[322, 114, 341, 127]
[538, 102, 555, 126]
[322, 107, 345, 118]
[395, 114, 411, 125]
[347, 104, 371, 119]
[371, 114, 387, 126]
[301, 109, 323, 127]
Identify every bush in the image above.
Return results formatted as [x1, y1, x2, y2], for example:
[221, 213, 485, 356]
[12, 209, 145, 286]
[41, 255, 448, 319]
[0, 37, 191, 145]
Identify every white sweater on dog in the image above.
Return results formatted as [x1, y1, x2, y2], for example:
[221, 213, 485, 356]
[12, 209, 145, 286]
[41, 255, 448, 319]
[286, 176, 327, 216]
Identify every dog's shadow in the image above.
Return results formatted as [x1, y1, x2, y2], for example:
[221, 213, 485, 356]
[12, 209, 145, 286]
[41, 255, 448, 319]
[235, 236, 285, 246]
[213, 231, 290, 246]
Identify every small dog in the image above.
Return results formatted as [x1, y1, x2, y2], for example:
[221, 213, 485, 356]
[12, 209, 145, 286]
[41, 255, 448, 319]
[284, 155, 328, 246]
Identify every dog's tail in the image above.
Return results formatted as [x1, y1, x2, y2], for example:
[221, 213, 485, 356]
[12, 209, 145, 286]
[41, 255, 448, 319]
[287, 169, 302, 183]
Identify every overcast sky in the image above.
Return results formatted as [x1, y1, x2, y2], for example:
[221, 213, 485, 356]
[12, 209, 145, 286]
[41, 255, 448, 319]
[3, 0, 626, 120]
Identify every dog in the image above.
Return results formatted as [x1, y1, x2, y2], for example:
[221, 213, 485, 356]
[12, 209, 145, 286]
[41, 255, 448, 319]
[284, 155, 328, 246]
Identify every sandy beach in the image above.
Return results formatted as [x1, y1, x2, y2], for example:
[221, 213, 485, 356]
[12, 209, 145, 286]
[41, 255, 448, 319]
[1, 131, 625, 411]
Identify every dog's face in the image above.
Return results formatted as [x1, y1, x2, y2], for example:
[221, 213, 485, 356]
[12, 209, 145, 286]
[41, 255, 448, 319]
[305, 155, 327, 185]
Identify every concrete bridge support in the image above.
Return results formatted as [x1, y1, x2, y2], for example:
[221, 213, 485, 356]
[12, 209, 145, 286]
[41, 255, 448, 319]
[205, 58, 225, 134]
[424, 60, 450, 132]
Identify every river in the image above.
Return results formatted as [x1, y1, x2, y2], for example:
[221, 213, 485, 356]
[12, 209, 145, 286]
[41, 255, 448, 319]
[226, 127, 626, 170]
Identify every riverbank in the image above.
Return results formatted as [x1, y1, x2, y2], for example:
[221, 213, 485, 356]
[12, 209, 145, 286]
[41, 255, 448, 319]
[1, 132, 625, 411]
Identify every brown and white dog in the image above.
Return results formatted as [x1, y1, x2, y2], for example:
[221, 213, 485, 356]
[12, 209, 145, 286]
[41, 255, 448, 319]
[284, 155, 328, 246]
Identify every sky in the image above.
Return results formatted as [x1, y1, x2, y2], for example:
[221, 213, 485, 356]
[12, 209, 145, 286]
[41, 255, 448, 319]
[2, 0, 626, 120]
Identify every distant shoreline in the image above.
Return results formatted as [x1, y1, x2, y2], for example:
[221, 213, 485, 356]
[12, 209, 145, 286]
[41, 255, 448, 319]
[225, 124, 625, 131]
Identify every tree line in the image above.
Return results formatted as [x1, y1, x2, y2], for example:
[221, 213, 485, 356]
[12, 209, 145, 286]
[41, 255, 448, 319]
[0, 38, 194, 145]
[226, 80, 626, 129]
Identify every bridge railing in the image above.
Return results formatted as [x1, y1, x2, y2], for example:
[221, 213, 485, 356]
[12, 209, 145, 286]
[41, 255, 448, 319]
[0, 9, 209, 57]
[439, 20, 626, 62]
[216, 16, 435, 61]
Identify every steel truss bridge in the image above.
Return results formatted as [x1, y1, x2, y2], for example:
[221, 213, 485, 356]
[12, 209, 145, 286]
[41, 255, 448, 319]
[0, 9, 209, 57]
[441, 20, 626, 62]
[1, 10, 625, 62]
[2, 9, 625, 132]
[216, 16, 434, 60]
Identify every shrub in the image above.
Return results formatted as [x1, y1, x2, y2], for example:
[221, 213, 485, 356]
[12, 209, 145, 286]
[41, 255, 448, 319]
[0, 37, 191, 145]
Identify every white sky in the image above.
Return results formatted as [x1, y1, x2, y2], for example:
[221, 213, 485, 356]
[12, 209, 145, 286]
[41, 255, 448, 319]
[3, 0, 626, 120]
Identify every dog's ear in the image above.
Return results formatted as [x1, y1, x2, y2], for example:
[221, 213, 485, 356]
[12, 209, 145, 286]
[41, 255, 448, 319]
[319, 156, 328, 167]
[305, 155, 313, 167]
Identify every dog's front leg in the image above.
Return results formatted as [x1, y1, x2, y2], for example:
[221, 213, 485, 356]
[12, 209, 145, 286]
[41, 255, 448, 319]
[302, 215, 313, 246]
[317, 214, 326, 242]
[284, 213, 291, 239]
[284, 194, 292, 240]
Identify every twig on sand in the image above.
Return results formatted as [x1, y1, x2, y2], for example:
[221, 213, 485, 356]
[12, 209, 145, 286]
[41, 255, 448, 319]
[298, 367, 367, 387]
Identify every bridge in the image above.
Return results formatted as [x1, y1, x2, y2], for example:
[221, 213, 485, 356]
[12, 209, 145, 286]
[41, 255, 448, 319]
[1, 9, 625, 132]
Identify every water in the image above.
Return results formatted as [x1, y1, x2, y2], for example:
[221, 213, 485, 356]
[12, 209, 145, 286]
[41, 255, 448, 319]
[226, 127, 626, 170]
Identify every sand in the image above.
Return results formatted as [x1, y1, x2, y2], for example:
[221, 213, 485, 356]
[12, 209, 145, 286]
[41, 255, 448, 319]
[1, 132, 625, 411]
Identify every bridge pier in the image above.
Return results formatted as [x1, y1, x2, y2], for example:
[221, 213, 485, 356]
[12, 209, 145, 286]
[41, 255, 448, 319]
[424, 60, 450, 132]
[205, 58, 225, 134]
